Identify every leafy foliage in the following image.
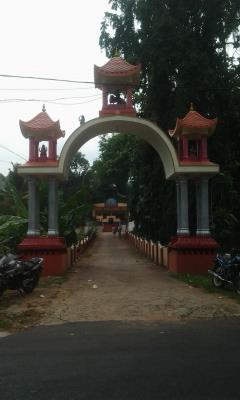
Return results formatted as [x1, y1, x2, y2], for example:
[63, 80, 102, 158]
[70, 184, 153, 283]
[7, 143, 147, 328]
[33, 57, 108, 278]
[128, 141, 176, 242]
[0, 154, 93, 250]
[69, 152, 90, 177]
[0, 215, 27, 253]
[0, 166, 28, 252]
[99, 0, 240, 247]
[0, 165, 27, 218]
[58, 190, 92, 247]
[91, 134, 136, 201]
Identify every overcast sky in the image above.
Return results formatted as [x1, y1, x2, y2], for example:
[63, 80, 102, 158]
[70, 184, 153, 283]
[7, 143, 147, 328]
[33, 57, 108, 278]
[0, 0, 111, 175]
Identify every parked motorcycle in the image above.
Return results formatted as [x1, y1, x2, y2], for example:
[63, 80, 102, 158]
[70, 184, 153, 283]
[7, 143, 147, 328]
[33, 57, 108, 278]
[0, 254, 43, 296]
[208, 252, 240, 294]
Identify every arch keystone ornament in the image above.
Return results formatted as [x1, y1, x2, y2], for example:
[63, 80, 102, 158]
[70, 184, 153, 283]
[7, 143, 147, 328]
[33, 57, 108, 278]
[17, 57, 220, 275]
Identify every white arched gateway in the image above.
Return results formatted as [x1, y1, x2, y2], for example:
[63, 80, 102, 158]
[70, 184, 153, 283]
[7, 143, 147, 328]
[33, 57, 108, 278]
[17, 55, 219, 275]
[17, 113, 219, 274]
[18, 116, 178, 179]
[60, 116, 178, 179]
[18, 115, 218, 180]
[17, 114, 219, 237]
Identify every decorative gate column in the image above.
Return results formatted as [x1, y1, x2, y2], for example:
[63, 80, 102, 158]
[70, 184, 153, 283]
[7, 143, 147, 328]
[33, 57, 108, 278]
[17, 106, 67, 276]
[196, 177, 210, 236]
[27, 177, 40, 236]
[176, 177, 189, 235]
[168, 105, 219, 274]
[48, 178, 59, 236]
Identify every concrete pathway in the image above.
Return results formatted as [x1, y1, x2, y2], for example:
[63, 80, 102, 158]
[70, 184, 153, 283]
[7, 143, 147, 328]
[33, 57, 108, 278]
[41, 232, 240, 325]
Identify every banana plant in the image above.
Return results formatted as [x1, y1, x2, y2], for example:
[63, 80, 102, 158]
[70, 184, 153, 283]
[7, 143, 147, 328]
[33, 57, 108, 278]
[0, 215, 27, 253]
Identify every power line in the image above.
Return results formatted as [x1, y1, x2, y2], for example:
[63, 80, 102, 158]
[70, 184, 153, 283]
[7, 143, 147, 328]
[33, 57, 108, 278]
[46, 97, 102, 106]
[0, 145, 27, 161]
[0, 96, 102, 106]
[0, 72, 239, 92]
[0, 86, 96, 91]
[0, 73, 95, 84]
[0, 94, 101, 102]
[0, 73, 118, 87]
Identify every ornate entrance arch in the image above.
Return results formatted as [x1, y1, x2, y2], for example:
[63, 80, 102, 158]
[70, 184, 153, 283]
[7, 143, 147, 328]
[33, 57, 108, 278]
[59, 116, 178, 180]
[17, 55, 219, 275]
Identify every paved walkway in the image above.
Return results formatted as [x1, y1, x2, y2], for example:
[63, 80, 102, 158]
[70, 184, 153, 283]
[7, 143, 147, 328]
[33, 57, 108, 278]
[40, 232, 240, 324]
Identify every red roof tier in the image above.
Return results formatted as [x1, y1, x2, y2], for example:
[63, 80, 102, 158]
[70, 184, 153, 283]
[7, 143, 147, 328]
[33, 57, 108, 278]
[169, 110, 217, 137]
[20, 109, 65, 140]
[94, 56, 140, 88]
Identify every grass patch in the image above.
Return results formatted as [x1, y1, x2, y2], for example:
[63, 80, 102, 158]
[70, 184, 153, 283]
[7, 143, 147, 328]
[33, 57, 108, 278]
[0, 317, 12, 330]
[38, 272, 69, 288]
[0, 309, 43, 331]
[171, 272, 240, 303]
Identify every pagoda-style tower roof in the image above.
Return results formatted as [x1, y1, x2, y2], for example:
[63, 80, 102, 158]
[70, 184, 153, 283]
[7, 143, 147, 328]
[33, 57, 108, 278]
[169, 109, 217, 138]
[19, 107, 65, 140]
[94, 56, 141, 88]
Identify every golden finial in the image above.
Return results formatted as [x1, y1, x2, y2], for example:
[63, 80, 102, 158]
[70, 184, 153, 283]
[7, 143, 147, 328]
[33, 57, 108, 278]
[42, 104, 46, 112]
[190, 102, 194, 111]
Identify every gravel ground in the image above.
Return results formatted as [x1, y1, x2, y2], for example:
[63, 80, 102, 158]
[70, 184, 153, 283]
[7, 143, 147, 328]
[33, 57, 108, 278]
[40, 232, 240, 325]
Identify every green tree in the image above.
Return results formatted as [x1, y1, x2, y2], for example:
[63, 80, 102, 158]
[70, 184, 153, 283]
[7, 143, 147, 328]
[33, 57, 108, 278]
[0, 165, 27, 252]
[0, 155, 94, 250]
[59, 152, 93, 245]
[99, 0, 240, 247]
[91, 133, 136, 201]
[0, 164, 27, 218]
[128, 140, 176, 242]
[69, 152, 90, 177]
[100, 1, 240, 126]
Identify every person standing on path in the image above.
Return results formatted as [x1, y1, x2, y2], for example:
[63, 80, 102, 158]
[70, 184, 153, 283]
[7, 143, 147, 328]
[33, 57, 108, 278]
[118, 222, 122, 238]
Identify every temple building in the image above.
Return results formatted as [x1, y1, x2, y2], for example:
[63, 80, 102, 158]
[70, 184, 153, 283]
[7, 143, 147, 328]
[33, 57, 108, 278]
[92, 197, 128, 232]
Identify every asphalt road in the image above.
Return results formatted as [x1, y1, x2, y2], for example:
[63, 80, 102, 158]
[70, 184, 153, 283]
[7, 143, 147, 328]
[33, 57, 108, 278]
[1, 319, 240, 400]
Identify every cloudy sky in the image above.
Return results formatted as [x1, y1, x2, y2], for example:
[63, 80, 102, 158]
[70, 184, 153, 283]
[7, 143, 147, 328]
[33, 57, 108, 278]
[0, 0, 111, 175]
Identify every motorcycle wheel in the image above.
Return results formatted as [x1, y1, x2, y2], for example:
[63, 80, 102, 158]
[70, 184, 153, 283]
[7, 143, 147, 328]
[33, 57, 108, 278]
[21, 274, 40, 294]
[212, 266, 225, 288]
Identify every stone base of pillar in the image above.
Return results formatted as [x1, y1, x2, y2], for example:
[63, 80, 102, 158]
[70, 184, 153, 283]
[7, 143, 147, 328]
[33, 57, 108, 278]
[17, 236, 68, 276]
[168, 235, 219, 274]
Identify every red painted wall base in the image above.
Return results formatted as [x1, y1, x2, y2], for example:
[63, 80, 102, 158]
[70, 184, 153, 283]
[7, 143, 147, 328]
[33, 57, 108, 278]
[17, 236, 68, 276]
[168, 235, 219, 274]
[99, 105, 136, 117]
